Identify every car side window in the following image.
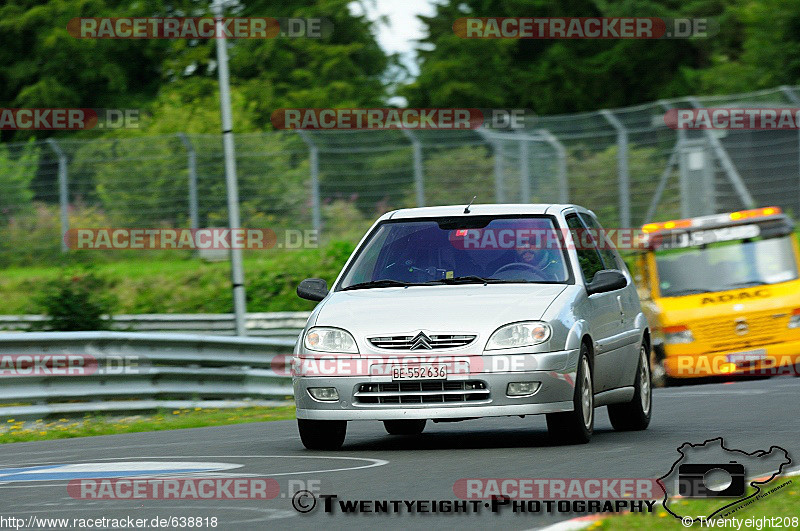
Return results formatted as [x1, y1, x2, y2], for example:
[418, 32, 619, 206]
[566, 214, 605, 283]
[578, 213, 621, 270]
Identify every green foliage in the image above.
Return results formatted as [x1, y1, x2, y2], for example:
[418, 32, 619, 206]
[402, 0, 800, 111]
[567, 144, 681, 227]
[0, 0, 392, 141]
[0, 139, 39, 223]
[33, 269, 117, 331]
[416, 145, 495, 206]
[690, 0, 800, 94]
[0, 241, 355, 315]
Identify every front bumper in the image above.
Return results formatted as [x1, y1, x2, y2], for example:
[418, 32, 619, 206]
[663, 338, 800, 378]
[293, 349, 579, 421]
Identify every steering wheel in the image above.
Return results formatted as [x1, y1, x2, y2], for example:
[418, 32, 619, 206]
[492, 262, 547, 281]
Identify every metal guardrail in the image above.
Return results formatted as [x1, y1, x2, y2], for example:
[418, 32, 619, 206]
[0, 312, 311, 339]
[0, 331, 296, 418]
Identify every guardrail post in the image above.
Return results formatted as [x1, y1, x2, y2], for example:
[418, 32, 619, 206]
[45, 139, 69, 252]
[476, 128, 506, 203]
[688, 96, 755, 209]
[297, 131, 322, 233]
[177, 133, 199, 230]
[537, 129, 569, 203]
[401, 130, 426, 207]
[600, 110, 631, 228]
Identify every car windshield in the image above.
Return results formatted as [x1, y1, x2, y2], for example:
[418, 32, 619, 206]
[654, 235, 799, 297]
[338, 216, 571, 289]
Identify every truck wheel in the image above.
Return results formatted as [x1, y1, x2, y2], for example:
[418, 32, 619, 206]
[384, 419, 426, 435]
[546, 344, 593, 444]
[608, 343, 652, 431]
[297, 419, 347, 450]
[650, 344, 667, 387]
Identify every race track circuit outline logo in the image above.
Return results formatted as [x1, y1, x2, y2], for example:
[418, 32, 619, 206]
[657, 437, 791, 523]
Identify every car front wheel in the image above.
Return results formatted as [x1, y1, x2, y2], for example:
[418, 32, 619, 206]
[546, 344, 593, 444]
[297, 419, 347, 450]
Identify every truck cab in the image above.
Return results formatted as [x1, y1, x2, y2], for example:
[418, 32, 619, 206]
[636, 207, 800, 383]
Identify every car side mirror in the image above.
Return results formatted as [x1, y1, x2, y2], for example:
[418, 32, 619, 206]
[297, 278, 329, 302]
[586, 270, 627, 295]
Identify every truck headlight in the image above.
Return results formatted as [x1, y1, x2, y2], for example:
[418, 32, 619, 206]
[664, 325, 694, 344]
[485, 321, 551, 351]
[789, 309, 800, 329]
[304, 327, 359, 353]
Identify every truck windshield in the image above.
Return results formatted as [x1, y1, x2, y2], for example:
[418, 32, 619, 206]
[654, 235, 799, 297]
[339, 216, 572, 289]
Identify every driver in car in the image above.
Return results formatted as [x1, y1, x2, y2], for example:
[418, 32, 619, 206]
[487, 246, 563, 281]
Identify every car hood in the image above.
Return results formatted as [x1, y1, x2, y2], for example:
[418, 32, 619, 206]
[313, 284, 567, 345]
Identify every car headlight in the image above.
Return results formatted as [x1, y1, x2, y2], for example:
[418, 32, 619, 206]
[485, 321, 551, 351]
[303, 327, 359, 353]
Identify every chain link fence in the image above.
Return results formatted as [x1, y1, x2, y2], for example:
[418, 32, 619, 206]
[2, 85, 800, 267]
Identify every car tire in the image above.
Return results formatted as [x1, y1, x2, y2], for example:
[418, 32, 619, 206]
[608, 343, 652, 431]
[297, 419, 347, 450]
[546, 344, 593, 444]
[384, 419, 426, 435]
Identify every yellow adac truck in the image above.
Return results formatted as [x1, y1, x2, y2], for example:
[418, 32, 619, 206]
[635, 207, 800, 384]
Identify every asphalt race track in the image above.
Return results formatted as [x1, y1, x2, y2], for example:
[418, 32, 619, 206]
[2, 377, 799, 531]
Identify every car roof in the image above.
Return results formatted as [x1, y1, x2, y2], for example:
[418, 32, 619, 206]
[382, 203, 588, 220]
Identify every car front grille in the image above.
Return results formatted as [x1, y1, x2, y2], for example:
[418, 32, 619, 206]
[355, 381, 489, 404]
[368, 334, 476, 350]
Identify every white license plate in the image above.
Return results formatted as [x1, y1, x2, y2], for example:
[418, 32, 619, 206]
[727, 349, 767, 366]
[391, 365, 447, 381]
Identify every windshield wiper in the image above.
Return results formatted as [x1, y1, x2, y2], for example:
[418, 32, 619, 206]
[426, 276, 527, 285]
[724, 280, 768, 289]
[341, 279, 421, 291]
[667, 287, 714, 296]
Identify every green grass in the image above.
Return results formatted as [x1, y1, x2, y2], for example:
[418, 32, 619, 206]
[0, 405, 297, 444]
[0, 241, 353, 315]
[595, 478, 799, 529]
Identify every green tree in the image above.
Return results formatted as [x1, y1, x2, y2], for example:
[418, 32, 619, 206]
[400, 0, 748, 113]
[0, 139, 39, 223]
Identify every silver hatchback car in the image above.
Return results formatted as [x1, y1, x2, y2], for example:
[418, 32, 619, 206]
[293, 204, 652, 449]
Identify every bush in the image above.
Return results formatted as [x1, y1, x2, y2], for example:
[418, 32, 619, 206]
[0, 139, 39, 224]
[33, 270, 117, 331]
